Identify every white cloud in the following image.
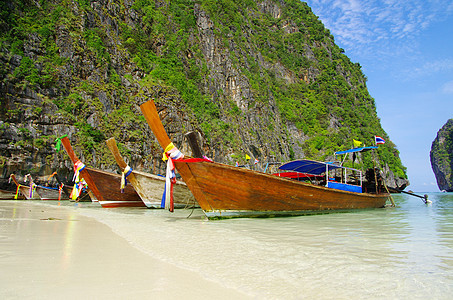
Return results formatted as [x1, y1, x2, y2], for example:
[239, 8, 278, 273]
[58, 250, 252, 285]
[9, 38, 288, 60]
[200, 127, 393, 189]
[410, 59, 453, 78]
[305, 0, 453, 58]
[442, 80, 453, 94]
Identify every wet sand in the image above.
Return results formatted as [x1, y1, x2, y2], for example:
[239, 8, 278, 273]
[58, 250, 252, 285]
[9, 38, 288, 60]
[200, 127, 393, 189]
[0, 201, 251, 299]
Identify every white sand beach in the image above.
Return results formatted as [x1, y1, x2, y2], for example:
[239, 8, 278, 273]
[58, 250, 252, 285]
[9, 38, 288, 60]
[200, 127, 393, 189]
[0, 201, 251, 299]
[1, 195, 451, 300]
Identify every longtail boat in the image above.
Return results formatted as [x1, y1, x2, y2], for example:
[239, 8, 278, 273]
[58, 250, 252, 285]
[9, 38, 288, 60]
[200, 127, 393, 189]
[0, 188, 25, 200]
[106, 137, 197, 208]
[44, 172, 93, 202]
[60, 136, 145, 208]
[22, 174, 69, 201]
[9, 174, 40, 200]
[140, 99, 391, 219]
[34, 185, 68, 200]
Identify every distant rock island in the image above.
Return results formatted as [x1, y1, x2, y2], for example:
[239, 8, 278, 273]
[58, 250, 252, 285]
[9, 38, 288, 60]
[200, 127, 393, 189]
[430, 119, 453, 192]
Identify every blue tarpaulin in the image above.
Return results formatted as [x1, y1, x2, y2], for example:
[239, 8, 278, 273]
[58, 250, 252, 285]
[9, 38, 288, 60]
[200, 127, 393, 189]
[278, 159, 363, 193]
[327, 181, 362, 193]
[278, 159, 341, 175]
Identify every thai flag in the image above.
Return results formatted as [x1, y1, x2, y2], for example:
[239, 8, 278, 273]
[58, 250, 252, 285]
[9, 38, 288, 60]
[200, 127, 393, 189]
[375, 136, 386, 145]
[254, 159, 259, 165]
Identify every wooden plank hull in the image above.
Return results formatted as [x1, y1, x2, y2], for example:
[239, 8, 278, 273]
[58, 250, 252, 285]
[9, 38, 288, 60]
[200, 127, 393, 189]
[139, 99, 390, 219]
[60, 137, 145, 208]
[175, 160, 390, 219]
[62, 185, 92, 202]
[20, 186, 40, 200]
[9, 175, 40, 200]
[84, 168, 144, 208]
[35, 186, 69, 200]
[105, 137, 197, 208]
[0, 189, 25, 200]
[129, 170, 197, 208]
[17, 185, 41, 200]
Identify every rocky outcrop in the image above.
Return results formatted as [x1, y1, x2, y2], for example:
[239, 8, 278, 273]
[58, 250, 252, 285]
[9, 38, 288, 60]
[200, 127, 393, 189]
[430, 119, 453, 191]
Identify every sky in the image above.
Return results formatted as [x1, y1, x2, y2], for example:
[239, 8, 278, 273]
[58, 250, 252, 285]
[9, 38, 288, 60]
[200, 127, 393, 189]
[304, 0, 453, 192]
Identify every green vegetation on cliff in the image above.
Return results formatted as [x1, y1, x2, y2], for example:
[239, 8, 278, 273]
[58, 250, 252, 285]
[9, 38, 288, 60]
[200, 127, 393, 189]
[430, 119, 453, 191]
[0, 0, 406, 181]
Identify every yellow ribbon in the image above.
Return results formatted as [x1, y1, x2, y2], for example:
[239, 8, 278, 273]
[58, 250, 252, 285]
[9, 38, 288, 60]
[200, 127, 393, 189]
[163, 143, 175, 161]
[14, 185, 21, 200]
[70, 184, 79, 201]
[73, 160, 86, 183]
[121, 165, 133, 192]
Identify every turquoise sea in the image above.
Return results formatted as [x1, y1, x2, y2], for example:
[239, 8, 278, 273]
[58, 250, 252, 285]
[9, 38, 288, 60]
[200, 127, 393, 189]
[2, 193, 452, 299]
[71, 193, 453, 298]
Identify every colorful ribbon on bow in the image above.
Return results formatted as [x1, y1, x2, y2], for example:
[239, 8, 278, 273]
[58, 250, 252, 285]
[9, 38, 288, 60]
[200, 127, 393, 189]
[71, 181, 86, 201]
[24, 174, 31, 183]
[28, 183, 36, 199]
[23, 174, 36, 199]
[14, 184, 22, 200]
[70, 183, 81, 201]
[70, 179, 87, 201]
[161, 143, 184, 212]
[71, 160, 86, 200]
[121, 165, 133, 193]
[54, 135, 68, 152]
[72, 160, 86, 183]
[58, 183, 64, 201]
[8, 176, 21, 199]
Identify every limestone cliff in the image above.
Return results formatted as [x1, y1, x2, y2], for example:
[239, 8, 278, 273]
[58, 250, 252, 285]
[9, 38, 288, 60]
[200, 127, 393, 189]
[430, 119, 453, 192]
[0, 0, 408, 190]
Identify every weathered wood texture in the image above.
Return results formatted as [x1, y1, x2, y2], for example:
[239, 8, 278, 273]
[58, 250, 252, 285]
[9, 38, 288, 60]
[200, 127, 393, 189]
[9, 174, 40, 200]
[61, 136, 144, 208]
[175, 160, 389, 218]
[106, 137, 197, 208]
[34, 186, 69, 200]
[141, 99, 390, 219]
[0, 189, 24, 200]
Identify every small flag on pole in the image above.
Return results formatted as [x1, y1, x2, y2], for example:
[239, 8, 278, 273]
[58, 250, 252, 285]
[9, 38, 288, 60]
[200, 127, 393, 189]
[254, 159, 259, 165]
[353, 139, 362, 147]
[235, 161, 239, 167]
[375, 136, 385, 145]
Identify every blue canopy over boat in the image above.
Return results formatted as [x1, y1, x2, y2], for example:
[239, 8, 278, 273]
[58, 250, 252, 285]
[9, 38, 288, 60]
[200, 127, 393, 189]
[278, 159, 364, 193]
[278, 159, 341, 175]
[334, 146, 377, 155]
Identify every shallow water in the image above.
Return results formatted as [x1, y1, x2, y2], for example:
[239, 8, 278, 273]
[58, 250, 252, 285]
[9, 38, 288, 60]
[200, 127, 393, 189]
[19, 193, 453, 299]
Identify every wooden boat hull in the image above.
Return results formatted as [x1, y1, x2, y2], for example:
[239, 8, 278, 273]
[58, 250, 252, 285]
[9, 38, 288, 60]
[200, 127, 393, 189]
[0, 189, 25, 200]
[9, 175, 40, 200]
[84, 168, 144, 208]
[105, 137, 197, 208]
[35, 186, 69, 201]
[62, 185, 92, 202]
[174, 160, 389, 219]
[60, 136, 145, 208]
[129, 169, 197, 208]
[139, 99, 390, 219]
[17, 186, 40, 200]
